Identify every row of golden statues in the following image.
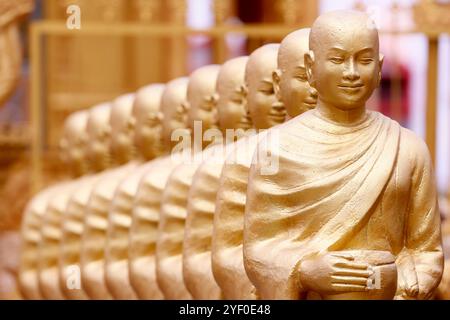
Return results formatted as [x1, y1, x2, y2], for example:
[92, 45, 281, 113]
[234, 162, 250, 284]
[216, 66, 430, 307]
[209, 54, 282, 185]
[18, 10, 447, 300]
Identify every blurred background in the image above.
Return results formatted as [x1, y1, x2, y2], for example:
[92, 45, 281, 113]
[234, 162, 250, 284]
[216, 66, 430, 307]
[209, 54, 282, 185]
[0, 0, 449, 299]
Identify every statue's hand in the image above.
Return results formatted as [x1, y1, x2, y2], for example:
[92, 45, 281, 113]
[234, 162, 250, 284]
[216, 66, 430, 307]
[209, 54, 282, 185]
[396, 254, 419, 299]
[298, 252, 372, 295]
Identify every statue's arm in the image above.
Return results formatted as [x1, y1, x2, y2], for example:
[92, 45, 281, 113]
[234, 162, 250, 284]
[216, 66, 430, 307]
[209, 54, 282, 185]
[397, 138, 444, 300]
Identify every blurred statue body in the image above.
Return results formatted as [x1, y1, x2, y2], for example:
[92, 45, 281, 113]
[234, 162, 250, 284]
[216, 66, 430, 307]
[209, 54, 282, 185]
[243, 11, 443, 300]
[212, 30, 318, 300]
[80, 94, 139, 299]
[34, 111, 89, 299]
[104, 84, 166, 300]
[156, 65, 221, 300]
[19, 110, 89, 299]
[19, 185, 60, 299]
[129, 78, 190, 299]
[183, 57, 251, 300]
[59, 103, 113, 300]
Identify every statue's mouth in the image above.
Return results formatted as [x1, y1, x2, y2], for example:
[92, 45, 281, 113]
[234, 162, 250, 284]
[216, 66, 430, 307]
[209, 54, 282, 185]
[339, 83, 364, 90]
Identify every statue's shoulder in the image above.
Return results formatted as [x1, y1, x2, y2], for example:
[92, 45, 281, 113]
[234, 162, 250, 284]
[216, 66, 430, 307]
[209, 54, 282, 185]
[368, 111, 425, 150]
[397, 124, 433, 170]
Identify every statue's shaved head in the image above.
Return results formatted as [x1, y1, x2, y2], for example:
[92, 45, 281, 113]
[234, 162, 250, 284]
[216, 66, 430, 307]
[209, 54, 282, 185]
[278, 28, 310, 75]
[310, 10, 379, 56]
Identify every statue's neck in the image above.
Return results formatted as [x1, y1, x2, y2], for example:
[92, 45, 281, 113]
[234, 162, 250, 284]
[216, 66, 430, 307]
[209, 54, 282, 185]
[315, 100, 367, 126]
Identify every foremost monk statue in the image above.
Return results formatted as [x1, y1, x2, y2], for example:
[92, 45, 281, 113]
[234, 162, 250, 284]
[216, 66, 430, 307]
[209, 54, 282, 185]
[59, 103, 113, 300]
[80, 93, 139, 300]
[104, 84, 165, 300]
[212, 32, 318, 299]
[183, 56, 250, 300]
[156, 65, 221, 300]
[243, 11, 443, 300]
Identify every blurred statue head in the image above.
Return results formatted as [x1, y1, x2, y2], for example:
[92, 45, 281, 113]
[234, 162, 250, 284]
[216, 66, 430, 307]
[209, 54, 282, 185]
[161, 77, 190, 151]
[275, 28, 317, 118]
[86, 102, 112, 172]
[59, 110, 89, 177]
[133, 84, 166, 160]
[216, 56, 250, 131]
[186, 65, 221, 133]
[109, 93, 137, 165]
[246, 44, 285, 129]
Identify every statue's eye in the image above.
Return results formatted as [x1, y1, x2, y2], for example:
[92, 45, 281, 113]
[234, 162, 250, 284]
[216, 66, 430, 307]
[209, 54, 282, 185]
[295, 74, 308, 82]
[259, 85, 274, 95]
[359, 58, 374, 65]
[330, 57, 344, 64]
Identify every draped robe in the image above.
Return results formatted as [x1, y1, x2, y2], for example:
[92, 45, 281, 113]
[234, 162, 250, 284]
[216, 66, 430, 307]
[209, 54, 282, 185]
[183, 142, 236, 300]
[19, 185, 60, 300]
[39, 181, 77, 300]
[156, 146, 218, 300]
[60, 174, 101, 300]
[81, 162, 138, 300]
[212, 133, 264, 299]
[129, 156, 177, 300]
[243, 110, 443, 300]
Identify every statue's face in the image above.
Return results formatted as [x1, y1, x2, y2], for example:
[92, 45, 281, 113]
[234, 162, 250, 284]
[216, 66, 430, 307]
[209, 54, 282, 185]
[246, 46, 284, 129]
[187, 65, 220, 132]
[86, 104, 111, 172]
[133, 85, 165, 160]
[59, 111, 88, 175]
[161, 78, 189, 150]
[308, 21, 382, 110]
[110, 94, 136, 164]
[217, 57, 251, 131]
[279, 54, 317, 118]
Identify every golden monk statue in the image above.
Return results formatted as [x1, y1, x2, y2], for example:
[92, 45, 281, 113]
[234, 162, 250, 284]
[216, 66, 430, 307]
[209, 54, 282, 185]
[19, 104, 110, 299]
[34, 110, 89, 299]
[128, 78, 190, 300]
[59, 103, 113, 300]
[156, 65, 221, 300]
[243, 11, 443, 300]
[183, 56, 251, 300]
[80, 93, 139, 300]
[104, 84, 165, 300]
[212, 31, 318, 299]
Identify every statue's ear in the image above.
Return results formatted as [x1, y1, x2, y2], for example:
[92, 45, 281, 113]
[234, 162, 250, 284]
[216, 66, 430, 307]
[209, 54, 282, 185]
[103, 126, 111, 139]
[305, 51, 315, 87]
[377, 53, 385, 87]
[272, 69, 282, 101]
[128, 117, 136, 131]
